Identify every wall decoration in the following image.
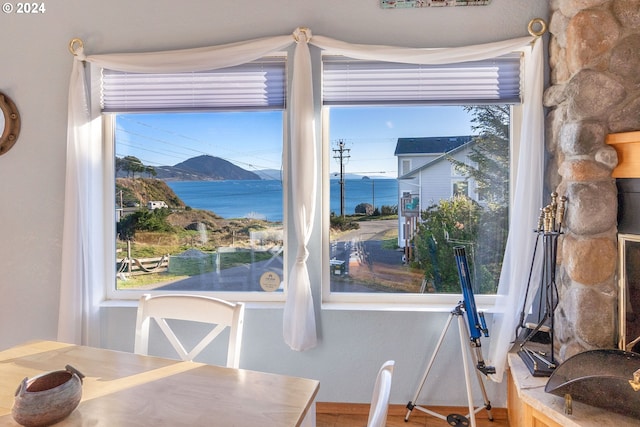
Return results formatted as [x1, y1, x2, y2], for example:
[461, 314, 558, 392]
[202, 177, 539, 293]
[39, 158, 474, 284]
[0, 91, 20, 156]
[381, 0, 491, 8]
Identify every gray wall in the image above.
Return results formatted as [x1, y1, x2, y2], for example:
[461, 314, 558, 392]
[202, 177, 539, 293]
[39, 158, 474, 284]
[0, 0, 549, 405]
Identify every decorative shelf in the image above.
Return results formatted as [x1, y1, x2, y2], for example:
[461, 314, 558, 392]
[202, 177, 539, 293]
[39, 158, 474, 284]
[606, 131, 640, 178]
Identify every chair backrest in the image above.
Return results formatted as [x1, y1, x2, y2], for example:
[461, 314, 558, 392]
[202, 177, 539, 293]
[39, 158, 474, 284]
[367, 360, 395, 427]
[134, 294, 245, 368]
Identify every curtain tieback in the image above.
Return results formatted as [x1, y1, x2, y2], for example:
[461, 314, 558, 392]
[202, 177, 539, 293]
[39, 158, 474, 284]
[296, 247, 309, 264]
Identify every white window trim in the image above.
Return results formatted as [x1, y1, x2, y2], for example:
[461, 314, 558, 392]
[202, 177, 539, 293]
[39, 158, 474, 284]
[451, 179, 469, 198]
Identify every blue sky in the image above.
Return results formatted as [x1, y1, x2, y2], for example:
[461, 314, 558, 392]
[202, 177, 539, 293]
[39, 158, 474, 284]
[115, 106, 475, 178]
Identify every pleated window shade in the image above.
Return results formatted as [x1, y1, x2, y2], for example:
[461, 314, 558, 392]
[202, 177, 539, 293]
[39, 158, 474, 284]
[101, 57, 287, 112]
[322, 54, 522, 106]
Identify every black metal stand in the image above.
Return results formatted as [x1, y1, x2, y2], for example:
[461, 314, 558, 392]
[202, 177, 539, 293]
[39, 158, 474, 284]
[518, 230, 560, 377]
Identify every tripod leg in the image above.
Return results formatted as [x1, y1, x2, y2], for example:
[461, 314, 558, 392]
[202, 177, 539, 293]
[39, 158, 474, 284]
[460, 317, 494, 422]
[472, 347, 493, 421]
[458, 315, 478, 427]
[405, 312, 455, 422]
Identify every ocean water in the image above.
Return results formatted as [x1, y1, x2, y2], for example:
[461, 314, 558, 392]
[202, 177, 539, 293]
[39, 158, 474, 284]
[167, 179, 398, 222]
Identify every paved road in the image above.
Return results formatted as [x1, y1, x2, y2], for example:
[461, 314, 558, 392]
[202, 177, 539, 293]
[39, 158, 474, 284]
[330, 219, 401, 267]
[149, 219, 409, 293]
[155, 253, 283, 292]
[330, 219, 414, 293]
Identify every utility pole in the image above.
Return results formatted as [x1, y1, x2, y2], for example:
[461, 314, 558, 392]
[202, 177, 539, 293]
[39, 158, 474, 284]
[332, 139, 350, 217]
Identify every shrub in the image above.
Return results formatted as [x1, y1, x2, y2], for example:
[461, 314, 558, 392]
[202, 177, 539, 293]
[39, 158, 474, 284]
[380, 205, 398, 215]
[355, 203, 374, 215]
[117, 208, 175, 240]
[330, 215, 360, 232]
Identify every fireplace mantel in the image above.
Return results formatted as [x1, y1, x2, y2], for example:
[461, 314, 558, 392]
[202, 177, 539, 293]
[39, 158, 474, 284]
[606, 131, 640, 178]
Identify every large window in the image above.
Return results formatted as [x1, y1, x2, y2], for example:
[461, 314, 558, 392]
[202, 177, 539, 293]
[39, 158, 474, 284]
[103, 57, 288, 300]
[100, 48, 525, 304]
[321, 54, 521, 302]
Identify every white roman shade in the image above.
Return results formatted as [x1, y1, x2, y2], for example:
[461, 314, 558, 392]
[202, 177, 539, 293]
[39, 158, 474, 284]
[322, 54, 521, 105]
[101, 57, 286, 112]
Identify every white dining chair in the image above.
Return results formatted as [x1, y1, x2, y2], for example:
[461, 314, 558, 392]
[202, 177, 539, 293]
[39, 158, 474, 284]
[367, 360, 395, 427]
[134, 294, 245, 368]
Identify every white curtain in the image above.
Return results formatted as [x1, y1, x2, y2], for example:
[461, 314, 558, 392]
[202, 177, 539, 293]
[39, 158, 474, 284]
[58, 59, 103, 346]
[282, 28, 318, 351]
[61, 29, 543, 360]
[486, 38, 545, 382]
[59, 34, 300, 346]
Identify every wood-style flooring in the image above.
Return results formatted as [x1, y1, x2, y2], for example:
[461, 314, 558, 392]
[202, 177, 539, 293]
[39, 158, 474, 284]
[316, 403, 509, 427]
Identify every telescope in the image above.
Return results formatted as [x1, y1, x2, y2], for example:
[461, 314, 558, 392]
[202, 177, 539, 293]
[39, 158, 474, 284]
[405, 246, 495, 427]
[454, 246, 489, 344]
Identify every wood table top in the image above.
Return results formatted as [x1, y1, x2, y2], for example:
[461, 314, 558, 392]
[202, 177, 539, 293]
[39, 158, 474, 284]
[0, 340, 319, 426]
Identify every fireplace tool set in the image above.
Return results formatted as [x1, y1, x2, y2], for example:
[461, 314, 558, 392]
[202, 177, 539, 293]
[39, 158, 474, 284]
[516, 192, 567, 377]
[405, 246, 494, 427]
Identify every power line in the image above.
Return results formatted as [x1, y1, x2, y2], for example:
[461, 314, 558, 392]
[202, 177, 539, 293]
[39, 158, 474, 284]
[116, 114, 283, 171]
[332, 139, 350, 217]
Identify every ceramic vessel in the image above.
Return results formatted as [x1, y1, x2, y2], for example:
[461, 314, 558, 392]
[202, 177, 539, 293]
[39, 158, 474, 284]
[11, 365, 84, 427]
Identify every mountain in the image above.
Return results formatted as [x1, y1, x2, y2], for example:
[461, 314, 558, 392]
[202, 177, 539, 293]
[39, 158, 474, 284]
[253, 169, 282, 180]
[154, 155, 261, 181]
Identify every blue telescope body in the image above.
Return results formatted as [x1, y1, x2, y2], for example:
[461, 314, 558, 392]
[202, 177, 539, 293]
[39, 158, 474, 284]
[454, 246, 489, 342]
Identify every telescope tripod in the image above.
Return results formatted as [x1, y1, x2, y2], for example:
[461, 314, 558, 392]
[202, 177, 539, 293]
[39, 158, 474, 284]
[405, 302, 494, 427]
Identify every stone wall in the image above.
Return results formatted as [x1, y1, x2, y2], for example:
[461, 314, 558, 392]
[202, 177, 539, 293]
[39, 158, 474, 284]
[546, 0, 640, 360]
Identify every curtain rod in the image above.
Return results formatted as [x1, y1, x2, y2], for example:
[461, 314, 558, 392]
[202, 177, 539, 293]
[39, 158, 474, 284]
[68, 18, 547, 56]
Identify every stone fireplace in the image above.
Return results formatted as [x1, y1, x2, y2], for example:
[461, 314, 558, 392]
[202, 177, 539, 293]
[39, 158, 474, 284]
[545, 0, 640, 361]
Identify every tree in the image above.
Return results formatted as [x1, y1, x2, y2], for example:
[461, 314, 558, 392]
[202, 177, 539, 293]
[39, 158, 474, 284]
[412, 105, 510, 294]
[122, 155, 145, 178]
[413, 195, 481, 293]
[115, 157, 126, 176]
[455, 105, 510, 292]
[355, 202, 374, 215]
[117, 208, 173, 240]
[145, 166, 157, 178]
[449, 105, 510, 205]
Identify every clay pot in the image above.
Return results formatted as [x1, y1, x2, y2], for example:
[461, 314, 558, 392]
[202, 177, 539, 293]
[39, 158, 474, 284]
[12, 365, 84, 427]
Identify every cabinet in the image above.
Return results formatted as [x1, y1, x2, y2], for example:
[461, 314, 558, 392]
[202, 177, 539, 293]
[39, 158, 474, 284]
[508, 369, 562, 427]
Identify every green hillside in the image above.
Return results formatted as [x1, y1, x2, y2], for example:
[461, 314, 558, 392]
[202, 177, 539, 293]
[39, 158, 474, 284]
[116, 178, 185, 208]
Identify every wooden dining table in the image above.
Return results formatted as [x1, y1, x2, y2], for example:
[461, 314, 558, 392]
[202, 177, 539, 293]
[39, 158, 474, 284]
[0, 340, 319, 426]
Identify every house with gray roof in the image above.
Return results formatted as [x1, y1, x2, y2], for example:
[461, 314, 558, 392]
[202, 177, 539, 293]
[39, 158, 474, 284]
[395, 135, 477, 248]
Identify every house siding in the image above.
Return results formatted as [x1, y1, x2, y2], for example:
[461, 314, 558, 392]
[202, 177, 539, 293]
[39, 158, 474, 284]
[397, 147, 476, 246]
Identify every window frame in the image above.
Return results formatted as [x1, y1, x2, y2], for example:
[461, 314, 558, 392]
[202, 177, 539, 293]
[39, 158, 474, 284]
[452, 179, 470, 198]
[100, 62, 290, 303]
[401, 159, 412, 175]
[98, 48, 525, 307]
[320, 104, 522, 306]
[318, 49, 525, 306]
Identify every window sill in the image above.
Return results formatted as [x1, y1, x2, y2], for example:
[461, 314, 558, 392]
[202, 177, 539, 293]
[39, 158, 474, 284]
[99, 297, 498, 313]
[321, 300, 498, 313]
[98, 299, 286, 310]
